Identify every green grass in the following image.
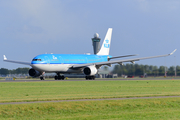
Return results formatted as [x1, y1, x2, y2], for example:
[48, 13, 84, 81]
[1, 80, 180, 119]
[1, 98, 180, 119]
[0, 80, 180, 103]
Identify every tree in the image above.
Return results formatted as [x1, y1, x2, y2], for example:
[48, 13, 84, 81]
[159, 66, 165, 76]
[168, 66, 175, 76]
[176, 66, 180, 75]
[103, 66, 109, 71]
[135, 68, 143, 75]
[112, 64, 176, 77]
[0, 68, 9, 76]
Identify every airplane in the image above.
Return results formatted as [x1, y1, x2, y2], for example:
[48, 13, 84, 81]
[3, 28, 177, 80]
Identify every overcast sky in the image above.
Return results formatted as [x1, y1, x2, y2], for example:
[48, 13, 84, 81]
[0, 0, 179, 69]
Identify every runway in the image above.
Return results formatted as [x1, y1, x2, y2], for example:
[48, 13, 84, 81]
[0, 78, 179, 82]
[0, 96, 180, 105]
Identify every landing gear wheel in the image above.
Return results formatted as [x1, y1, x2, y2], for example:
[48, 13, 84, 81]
[54, 75, 65, 80]
[54, 76, 58, 80]
[57, 76, 61, 80]
[40, 76, 45, 80]
[61, 76, 65, 80]
[55, 73, 65, 80]
[85, 76, 95, 80]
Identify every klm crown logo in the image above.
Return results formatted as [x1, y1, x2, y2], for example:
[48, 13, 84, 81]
[53, 55, 57, 59]
[104, 39, 110, 48]
[105, 40, 109, 43]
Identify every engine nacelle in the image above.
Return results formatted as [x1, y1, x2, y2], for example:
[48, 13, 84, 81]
[29, 68, 41, 77]
[83, 66, 98, 76]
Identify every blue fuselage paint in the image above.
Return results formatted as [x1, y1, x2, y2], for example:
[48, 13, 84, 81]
[31, 54, 112, 65]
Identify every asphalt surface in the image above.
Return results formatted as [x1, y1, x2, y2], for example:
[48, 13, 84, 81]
[0, 96, 180, 105]
[0, 78, 179, 82]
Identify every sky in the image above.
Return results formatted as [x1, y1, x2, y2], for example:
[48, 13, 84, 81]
[0, 0, 180, 70]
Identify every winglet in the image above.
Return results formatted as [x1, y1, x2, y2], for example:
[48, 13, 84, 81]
[170, 49, 177, 55]
[3, 55, 7, 60]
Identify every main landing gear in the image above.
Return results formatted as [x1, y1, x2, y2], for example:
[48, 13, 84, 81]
[85, 76, 95, 80]
[54, 73, 65, 80]
[40, 75, 45, 80]
[40, 72, 45, 80]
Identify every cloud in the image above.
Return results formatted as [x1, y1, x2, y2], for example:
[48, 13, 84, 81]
[1, 0, 88, 43]
[13, 0, 68, 42]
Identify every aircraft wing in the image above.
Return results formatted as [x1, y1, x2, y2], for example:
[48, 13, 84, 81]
[72, 49, 177, 68]
[108, 54, 138, 61]
[3, 55, 31, 65]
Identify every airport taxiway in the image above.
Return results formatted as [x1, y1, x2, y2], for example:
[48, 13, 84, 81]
[0, 78, 180, 82]
[0, 96, 180, 105]
[0, 78, 179, 82]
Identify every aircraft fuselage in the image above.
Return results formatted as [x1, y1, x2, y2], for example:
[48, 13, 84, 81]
[31, 54, 111, 73]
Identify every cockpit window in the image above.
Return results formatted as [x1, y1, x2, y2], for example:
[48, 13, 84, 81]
[32, 59, 42, 61]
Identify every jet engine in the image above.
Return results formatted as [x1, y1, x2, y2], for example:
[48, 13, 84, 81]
[29, 68, 41, 77]
[83, 66, 98, 76]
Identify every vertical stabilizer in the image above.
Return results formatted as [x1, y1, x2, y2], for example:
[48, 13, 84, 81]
[97, 28, 113, 55]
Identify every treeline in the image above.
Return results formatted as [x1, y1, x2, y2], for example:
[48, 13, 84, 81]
[0, 64, 179, 77]
[112, 64, 179, 76]
[0, 68, 29, 76]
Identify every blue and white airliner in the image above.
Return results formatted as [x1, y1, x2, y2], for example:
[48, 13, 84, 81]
[3, 28, 176, 80]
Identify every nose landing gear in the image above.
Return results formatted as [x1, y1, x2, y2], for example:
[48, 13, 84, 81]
[40, 72, 45, 80]
[40, 76, 45, 80]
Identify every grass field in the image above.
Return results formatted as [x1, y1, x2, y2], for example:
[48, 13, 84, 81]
[1, 98, 180, 119]
[0, 80, 180, 102]
[0, 79, 180, 119]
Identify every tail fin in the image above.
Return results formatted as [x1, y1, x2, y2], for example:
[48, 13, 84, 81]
[97, 28, 113, 55]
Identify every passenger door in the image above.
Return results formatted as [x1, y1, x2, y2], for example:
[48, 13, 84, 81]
[45, 56, 50, 64]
